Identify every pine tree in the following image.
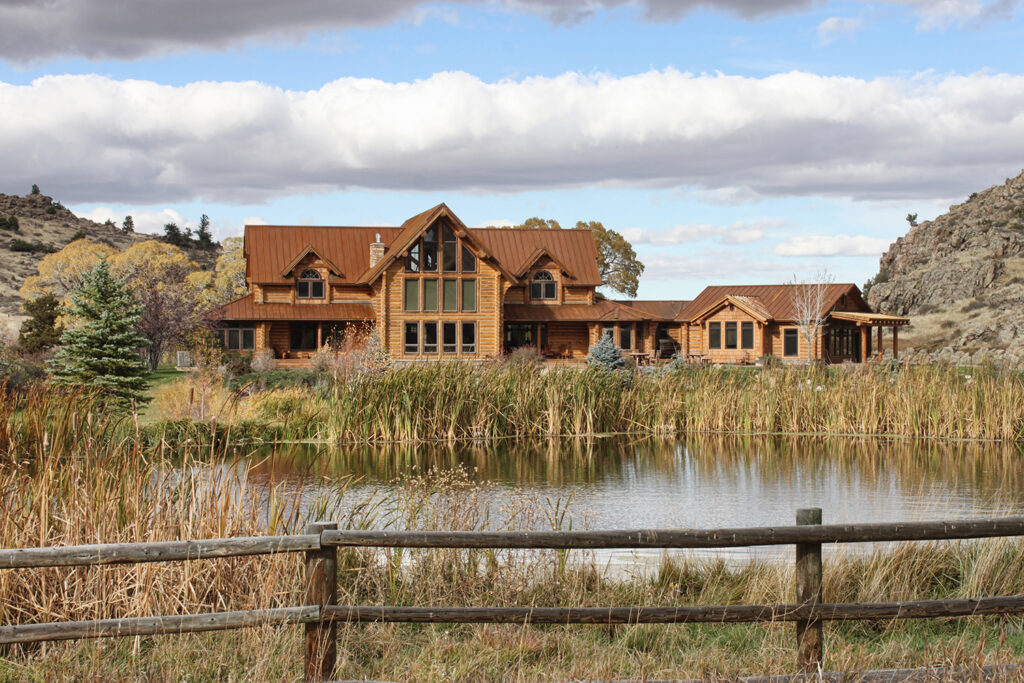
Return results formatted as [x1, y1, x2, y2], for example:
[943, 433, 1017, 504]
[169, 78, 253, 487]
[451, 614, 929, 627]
[30, 184, 40, 195]
[586, 330, 625, 370]
[196, 213, 214, 249]
[18, 294, 63, 353]
[122, 215, 135, 233]
[49, 261, 150, 406]
[163, 222, 182, 246]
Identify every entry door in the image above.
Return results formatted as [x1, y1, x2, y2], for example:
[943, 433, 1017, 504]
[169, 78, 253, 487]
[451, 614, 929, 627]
[289, 323, 318, 351]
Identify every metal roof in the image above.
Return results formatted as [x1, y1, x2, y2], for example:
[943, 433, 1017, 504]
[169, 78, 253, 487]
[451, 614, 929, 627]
[210, 295, 375, 321]
[831, 311, 910, 326]
[677, 284, 865, 322]
[614, 300, 691, 321]
[504, 300, 653, 322]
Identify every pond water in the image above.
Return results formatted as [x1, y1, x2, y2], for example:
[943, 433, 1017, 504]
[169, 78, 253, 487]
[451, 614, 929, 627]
[229, 435, 1024, 569]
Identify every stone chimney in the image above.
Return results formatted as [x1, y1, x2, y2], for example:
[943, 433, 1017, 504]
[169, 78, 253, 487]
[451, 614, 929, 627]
[369, 233, 385, 268]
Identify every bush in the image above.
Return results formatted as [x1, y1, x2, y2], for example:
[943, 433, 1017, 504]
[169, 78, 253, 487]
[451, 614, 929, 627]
[505, 346, 544, 369]
[0, 215, 18, 231]
[250, 349, 277, 373]
[758, 354, 783, 368]
[69, 229, 87, 242]
[586, 332, 625, 371]
[9, 238, 57, 253]
[223, 353, 252, 377]
[226, 370, 316, 393]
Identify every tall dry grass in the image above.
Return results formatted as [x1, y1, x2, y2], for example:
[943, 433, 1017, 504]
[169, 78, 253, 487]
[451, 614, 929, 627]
[3, 388, 1024, 680]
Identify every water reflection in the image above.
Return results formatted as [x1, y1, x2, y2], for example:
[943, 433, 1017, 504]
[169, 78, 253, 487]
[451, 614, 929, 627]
[232, 436, 1024, 567]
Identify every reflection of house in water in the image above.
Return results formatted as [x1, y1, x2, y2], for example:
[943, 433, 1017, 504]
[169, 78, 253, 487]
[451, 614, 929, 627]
[208, 203, 907, 366]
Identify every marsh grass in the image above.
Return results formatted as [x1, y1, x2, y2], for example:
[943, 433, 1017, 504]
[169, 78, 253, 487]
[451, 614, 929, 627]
[2, 389, 1023, 680]
[151, 362, 1024, 444]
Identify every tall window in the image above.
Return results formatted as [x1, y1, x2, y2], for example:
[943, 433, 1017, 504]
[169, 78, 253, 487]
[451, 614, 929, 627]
[423, 279, 438, 312]
[443, 279, 458, 312]
[404, 323, 419, 354]
[296, 269, 324, 299]
[725, 322, 738, 349]
[404, 279, 419, 312]
[530, 271, 556, 300]
[708, 322, 721, 349]
[422, 226, 438, 272]
[404, 243, 420, 273]
[462, 279, 477, 312]
[442, 322, 457, 353]
[442, 224, 458, 272]
[784, 328, 799, 357]
[741, 321, 754, 350]
[462, 322, 476, 353]
[423, 322, 438, 354]
[619, 323, 633, 350]
[461, 244, 476, 272]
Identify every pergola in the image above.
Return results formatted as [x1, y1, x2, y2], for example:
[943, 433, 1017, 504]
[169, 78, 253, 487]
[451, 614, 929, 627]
[830, 311, 911, 362]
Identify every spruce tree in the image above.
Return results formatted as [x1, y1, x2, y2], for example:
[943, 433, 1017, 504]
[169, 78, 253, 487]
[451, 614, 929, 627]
[196, 213, 214, 249]
[586, 330, 625, 370]
[18, 294, 63, 353]
[122, 215, 135, 233]
[49, 261, 150, 405]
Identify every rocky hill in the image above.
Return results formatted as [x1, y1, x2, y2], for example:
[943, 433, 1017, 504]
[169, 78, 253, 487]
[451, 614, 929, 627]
[868, 169, 1024, 364]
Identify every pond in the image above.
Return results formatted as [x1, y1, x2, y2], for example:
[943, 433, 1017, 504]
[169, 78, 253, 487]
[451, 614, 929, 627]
[228, 435, 1024, 569]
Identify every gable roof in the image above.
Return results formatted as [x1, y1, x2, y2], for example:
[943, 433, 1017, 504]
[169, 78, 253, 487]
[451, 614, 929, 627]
[511, 246, 577, 280]
[244, 205, 604, 287]
[689, 294, 774, 323]
[677, 284, 865, 322]
[280, 244, 344, 278]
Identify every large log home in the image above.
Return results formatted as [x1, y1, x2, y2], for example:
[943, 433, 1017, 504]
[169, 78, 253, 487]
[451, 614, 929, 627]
[209, 203, 908, 366]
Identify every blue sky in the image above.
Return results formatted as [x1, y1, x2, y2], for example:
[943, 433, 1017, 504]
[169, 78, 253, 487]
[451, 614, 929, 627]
[1, 0, 1021, 299]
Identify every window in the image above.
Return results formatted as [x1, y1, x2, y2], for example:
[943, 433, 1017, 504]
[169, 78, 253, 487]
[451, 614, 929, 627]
[443, 322, 457, 353]
[423, 322, 438, 354]
[504, 323, 534, 350]
[831, 328, 857, 357]
[725, 322, 738, 349]
[708, 322, 721, 349]
[404, 243, 420, 273]
[221, 326, 256, 351]
[602, 324, 614, 341]
[619, 323, 633, 350]
[741, 322, 754, 350]
[296, 269, 324, 299]
[442, 224, 458, 272]
[289, 323, 318, 351]
[461, 244, 476, 272]
[784, 328, 799, 357]
[443, 279, 458, 312]
[530, 271, 556, 300]
[462, 279, 476, 312]
[423, 279, 438, 312]
[404, 322, 419, 354]
[462, 322, 476, 353]
[422, 226, 438, 272]
[404, 279, 419, 312]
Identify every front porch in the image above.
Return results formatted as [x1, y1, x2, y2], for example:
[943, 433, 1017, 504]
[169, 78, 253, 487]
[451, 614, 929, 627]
[829, 312, 910, 363]
[502, 320, 680, 362]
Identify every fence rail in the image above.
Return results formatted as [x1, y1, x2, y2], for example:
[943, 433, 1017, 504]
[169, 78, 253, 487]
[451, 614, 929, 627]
[3, 513, 1024, 681]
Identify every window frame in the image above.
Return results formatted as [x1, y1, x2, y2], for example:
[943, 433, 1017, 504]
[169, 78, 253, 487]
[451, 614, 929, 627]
[423, 278, 438, 312]
[296, 269, 324, 299]
[442, 224, 458, 273]
[725, 321, 738, 350]
[442, 321, 457, 354]
[783, 328, 799, 357]
[423, 321, 438, 354]
[404, 322, 419, 355]
[708, 321, 722, 350]
[530, 271, 556, 301]
[461, 244, 476, 273]
[461, 322, 476, 354]
[741, 321, 754, 350]
[619, 323, 633, 351]
[442, 279, 458, 312]
[403, 279, 420, 312]
[461, 279, 477, 312]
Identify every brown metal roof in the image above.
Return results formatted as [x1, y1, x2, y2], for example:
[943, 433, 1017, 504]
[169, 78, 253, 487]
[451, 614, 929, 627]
[504, 300, 653, 322]
[245, 226, 399, 285]
[831, 311, 910, 326]
[677, 284, 865, 322]
[474, 229, 602, 286]
[210, 295, 375, 321]
[614, 300, 691, 321]
[245, 205, 604, 288]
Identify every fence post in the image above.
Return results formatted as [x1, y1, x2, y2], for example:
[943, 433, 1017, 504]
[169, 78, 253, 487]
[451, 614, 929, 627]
[795, 507, 823, 673]
[304, 521, 338, 682]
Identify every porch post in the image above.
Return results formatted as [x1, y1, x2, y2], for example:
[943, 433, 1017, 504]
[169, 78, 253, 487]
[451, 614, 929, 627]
[892, 326, 899, 359]
[860, 325, 868, 363]
[535, 323, 541, 353]
[316, 322, 323, 350]
[614, 323, 621, 348]
[877, 326, 883, 362]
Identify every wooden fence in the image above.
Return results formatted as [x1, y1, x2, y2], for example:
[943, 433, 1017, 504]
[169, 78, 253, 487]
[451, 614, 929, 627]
[3, 511, 1024, 681]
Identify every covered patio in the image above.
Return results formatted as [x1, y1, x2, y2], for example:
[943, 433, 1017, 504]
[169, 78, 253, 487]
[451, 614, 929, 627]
[830, 311, 911, 362]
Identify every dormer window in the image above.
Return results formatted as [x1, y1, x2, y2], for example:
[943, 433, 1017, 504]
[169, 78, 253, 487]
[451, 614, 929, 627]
[530, 271, 556, 300]
[296, 269, 324, 299]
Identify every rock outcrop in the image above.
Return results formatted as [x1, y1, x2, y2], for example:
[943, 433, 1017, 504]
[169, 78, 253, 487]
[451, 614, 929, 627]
[868, 169, 1024, 364]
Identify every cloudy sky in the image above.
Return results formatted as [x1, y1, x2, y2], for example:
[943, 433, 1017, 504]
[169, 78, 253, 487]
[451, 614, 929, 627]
[1, 0, 1021, 298]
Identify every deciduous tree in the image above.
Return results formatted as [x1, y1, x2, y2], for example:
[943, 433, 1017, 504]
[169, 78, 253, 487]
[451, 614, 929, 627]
[188, 236, 247, 309]
[791, 270, 835, 363]
[19, 238, 119, 302]
[48, 261, 150, 406]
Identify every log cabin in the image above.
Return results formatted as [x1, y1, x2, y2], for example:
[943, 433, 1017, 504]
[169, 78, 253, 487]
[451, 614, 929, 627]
[208, 203, 908, 367]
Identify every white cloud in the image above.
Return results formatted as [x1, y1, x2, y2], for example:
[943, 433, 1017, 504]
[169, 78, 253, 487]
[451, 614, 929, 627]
[3, 69, 1024, 205]
[817, 16, 863, 45]
[0, 0, 1014, 62]
[622, 219, 780, 245]
[640, 251, 819, 283]
[775, 234, 892, 257]
[78, 207, 191, 236]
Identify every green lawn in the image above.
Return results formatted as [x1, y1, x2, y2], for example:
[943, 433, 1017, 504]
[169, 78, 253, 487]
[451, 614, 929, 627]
[145, 365, 185, 391]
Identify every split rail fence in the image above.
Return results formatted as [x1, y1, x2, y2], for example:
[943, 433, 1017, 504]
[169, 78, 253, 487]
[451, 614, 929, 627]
[3, 510, 1024, 681]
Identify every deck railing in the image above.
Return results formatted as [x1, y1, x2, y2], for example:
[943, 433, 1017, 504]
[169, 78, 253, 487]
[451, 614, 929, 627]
[3, 510, 1024, 681]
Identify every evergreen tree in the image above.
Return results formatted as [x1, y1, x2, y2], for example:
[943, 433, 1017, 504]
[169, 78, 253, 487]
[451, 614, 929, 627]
[49, 261, 150, 405]
[30, 184, 40, 195]
[163, 222, 183, 246]
[196, 213, 214, 249]
[122, 215, 135, 233]
[586, 330, 625, 370]
[18, 294, 63, 353]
